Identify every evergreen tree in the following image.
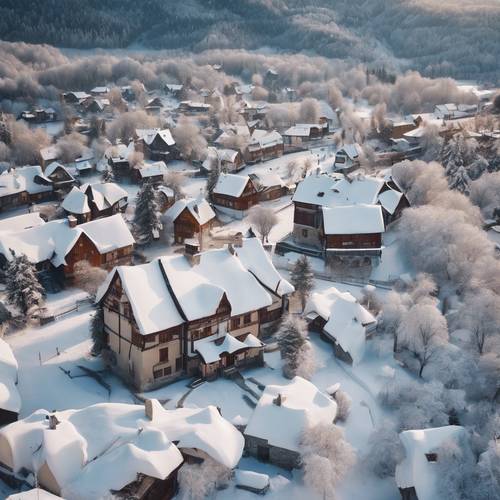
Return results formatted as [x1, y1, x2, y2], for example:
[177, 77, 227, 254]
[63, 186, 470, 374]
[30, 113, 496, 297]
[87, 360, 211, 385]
[5, 251, 45, 317]
[277, 314, 308, 379]
[290, 255, 314, 311]
[206, 158, 220, 198]
[133, 181, 162, 245]
[90, 306, 106, 355]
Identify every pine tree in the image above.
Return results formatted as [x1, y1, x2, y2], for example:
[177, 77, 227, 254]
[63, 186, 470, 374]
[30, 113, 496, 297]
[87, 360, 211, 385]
[133, 181, 162, 245]
[206, 158, 220, 198]
[277, 314, 309, 378]
[290, 255, 314, 311]
[5, 252, 45, 317]
[90, 306, 106, 355]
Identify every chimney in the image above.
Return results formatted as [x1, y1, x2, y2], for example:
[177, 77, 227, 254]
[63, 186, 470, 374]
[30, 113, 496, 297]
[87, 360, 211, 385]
[48, 414, 60, 430]
[234, 232, 243, 248]
[68, 215, 78, 228]
[144, 399, 154, 421]
[273, 393, 285, 406]
[184, 238, 200, 266]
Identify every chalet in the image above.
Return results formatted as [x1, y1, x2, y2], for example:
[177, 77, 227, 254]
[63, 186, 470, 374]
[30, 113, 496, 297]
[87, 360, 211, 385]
[157, 185, 175, 212]
[0, 166, 53, 212]
[396, 426, 469, 500]
[244, 377, 337, 469]
[0, 214, 135, 278]
[44, 162, 76, 194]
[19, 107, 57, 124]
[214, 123, 251, 147]
[135, 128, 177, 162]
[74, 159, 93, 176]
[96, 238, 293, 390]
[247, 130, 283, 163]
[322, 204, 385, 266]
[264, 68, 279, 90]
[61, 91, 90, 105]
[61, 186, 91, 224]
[318, 101, 340, 132]
[234, 84, 254, 101]
[165, 83, 185, 99]
[387, 118, 418, 139]
[165, 196, 216, 244]
[0, 400, 243, 500]
[212, 174, 258, 218]
[378, 187, 410, 224]
[285, 87, 297, 101]
[177, 101, 211, 114]
[105, 142, 134, 176]
[136, 161, 168, 184]
[0, 338, 21, 426]
[90, 86, 110, 96]
[304, 287, 376, 364]
[145, 96, 164, 114]
[203, 147, 244, 173]
[40, 145, 60, 169]
[81, 97, 110, 114]
[283, 123, 326, 146]
[249, 173, 286, 202]
[239, 101, 268, 122]
[79, 182, 128, 219]
[434, 103, 477, 120]
[334, 143, 362, 172]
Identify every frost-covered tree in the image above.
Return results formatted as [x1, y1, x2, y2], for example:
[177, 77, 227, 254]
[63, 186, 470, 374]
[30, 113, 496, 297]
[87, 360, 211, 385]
[177, 457, 231, 500]
[290, 255, 314, 311]
[172, 116, 207, 161]
[90, 306, 106, 356]
[359, 284, 382, 314]
[248, 205, 278, 243]
[333, 389, 351, 422]
[470, 171, 500, 219]
[398, 302, 448, 377]
[299, 98, 320, 123]
[133, 181, 162, 245]
[277, 314, 310, 379]
[163, 171, 185, 200]
[73, 261, 107, 297]
[107, 110, 157, 143]
[295, 342, 316, 380]
[5, 252, 45, 317]
[363, 423, 404, 478]
[474, 440, 500, 500]
[301, 423, 356, 498]
[420, 124, 443, 162]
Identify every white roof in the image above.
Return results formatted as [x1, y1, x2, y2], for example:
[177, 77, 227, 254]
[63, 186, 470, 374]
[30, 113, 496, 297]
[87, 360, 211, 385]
[40, 145, 60, 161]
[6, 489, 63, 500]
[249, 129, 283, 149]
[158, 185, 174, 198]
[284, 124, 315, 137]
[0, 401, 243, 499]
[396, 426, 467, 500]
[165, 197, 215, 225]
[0, 166, 53, 197]
[252, 173, 284, 189]
[91, 86, 109, 93]
[337, 143, 362, 160]
[0, 213, 45, 232]
[378, 189, 403, 215]
[245, 377, 337, 452]
[195, 334, 249, 364]
[139, 161, 168, 178]
[62, 186, 90, 214]
[213, 173, 250, 198]
[81, 183, 128, 211]
[97, 260, 184, 336]
[136, 128, 175, 147]
[0, 338, 21, 414]
[234, 238, 294, 297]
[322, 204, 385, 235]
[44, 162, 73, 179]
[304, 287, 375, 364]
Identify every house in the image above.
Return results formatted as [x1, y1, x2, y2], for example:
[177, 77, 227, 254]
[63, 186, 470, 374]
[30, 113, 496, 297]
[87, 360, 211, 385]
[135, 128, 177, 162]
[283, 123, 327, 146]
[0, 214, 135, 278]
[61, 187, 91, 224]
[304, 287, 376, 364]
[105, 142, 134, 176]
[247, 130, 284, 163]
[0, 399, 243, 499]
[434, 103, 477, 120]
[0, 338, 21, 426]
[395, 426, 469, 500]
[145, 97, 164, 114]
[250, 173, 286, 202]
[135, 161, 168, 184]
[19, 108, 57, 124]
[40, 145, 60, 169]
[7, 489, 63, 499]
[61, 91, 90, 105]
[81, 97, 110, 114]
[244, 377, 337, 469]
[203, 147, 244, 173]
[0, 166, 53, 212]
[90, 86, 110, 96]
[165, 196, 216, 244]
[211, 174, 258, 218]
[322, 204, 385, 266]
[44, 162, 76, 194]
[387, 118, 418, 140]
[80, 182, 128, 219]
[177, 101, 211, 114]
[157, 185, 175, 212]
[378, 187, 410, 224]
[97, 238, 293, 390]
[318, 101, 340, 132]
[264, 68, 279, 89]
[334, 144, 363, 172]
[165, 83, 185, 99]
[239, 101, 268, 122]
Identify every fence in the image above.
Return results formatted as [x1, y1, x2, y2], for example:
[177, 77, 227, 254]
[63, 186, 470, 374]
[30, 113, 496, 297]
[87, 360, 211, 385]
[39, 297, 94, 325]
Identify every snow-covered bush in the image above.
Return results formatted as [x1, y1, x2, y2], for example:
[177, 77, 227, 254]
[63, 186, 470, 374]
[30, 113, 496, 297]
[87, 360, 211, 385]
[290, 255, 314, 311]
[248, 205, 278, 244]
[363, 423, 404, 478]
[73, 260, 107, 297]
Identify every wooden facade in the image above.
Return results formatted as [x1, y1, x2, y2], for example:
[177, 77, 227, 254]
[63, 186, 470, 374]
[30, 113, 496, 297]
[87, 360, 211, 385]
[246, 141, 284, 163]
[324, 233, 382, 251]
[212, 179, 258, 212]
[173, 208, 214, 244]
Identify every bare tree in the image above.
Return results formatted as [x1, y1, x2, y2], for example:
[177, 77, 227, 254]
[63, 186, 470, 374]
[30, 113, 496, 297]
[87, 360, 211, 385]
[56, 131, 87, 163]
[248, 205, 278, 243]
[163, 171, 186, 200]
[172, 116, 207, 161]
[73, 261, 107, 297]
[299, 97, 320, 123]
[107, 110, 157, 144]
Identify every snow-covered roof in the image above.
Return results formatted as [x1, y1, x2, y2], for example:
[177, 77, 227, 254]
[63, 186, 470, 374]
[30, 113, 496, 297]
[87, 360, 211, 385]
[235, 470, 270, 490]
[378, 189, 403, 215]
[136, 128, 175, 147]
[0, 338, 21, 414]
[396, 426, 468, 500]
[40, 145, 60, 162]
[157, 185, 174, 198]
[0, 212, 45, 232]
[44, 162, 73, 180]
[0, 401, 243, 499]
[0, 214, 134, 267]
[62, 186, 90, 214]
[0, 166, 53, 198]
[245, 377, 337, 452]
[6, 489, 63, 500]
[195, 334, 249, 364]
[249, 129, 283, 149]
[91, 86, 109, 93]
[304, 287, 375, 364]
[97, 260, 184, 335]
[234, 238, 294, 297]
[322, 205, 385, 235]
[165, 197, 215, 225]
[213, 173, 251, 198]
[251, 172, 284, 189]
[284, 124, 316, 137]
[82, 182, 128, 211]
[138, 161, 168, 178]
[336, 143, 362, 160]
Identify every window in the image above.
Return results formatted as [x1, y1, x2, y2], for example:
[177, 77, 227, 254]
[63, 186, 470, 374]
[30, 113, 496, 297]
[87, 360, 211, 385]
[159, 332, 170, 344]
[163, 366, 172, 376]
[159, 347, 169, 363]
[244, 314, 252, 325]
[131, 330, 144, 348]
[231, 317, 241, 329]
[175, 357, 183, 371]
[425, 453, 438, 463]
[302, 229, 308, 237]
[153, 368, 163, 379]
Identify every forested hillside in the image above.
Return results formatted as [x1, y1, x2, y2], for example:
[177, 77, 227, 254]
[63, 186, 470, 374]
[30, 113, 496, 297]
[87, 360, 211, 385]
[0, 0, 499, 81]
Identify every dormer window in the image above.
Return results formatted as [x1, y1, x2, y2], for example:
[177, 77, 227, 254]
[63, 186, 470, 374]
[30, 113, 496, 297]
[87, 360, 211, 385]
[425, 453, 438, 462]
[317, 192, 325, 197]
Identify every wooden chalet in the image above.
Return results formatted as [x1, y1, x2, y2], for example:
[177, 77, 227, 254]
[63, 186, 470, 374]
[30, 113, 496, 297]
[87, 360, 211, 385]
[250, 173, 286, 202]
[211, 174, 258, 218]
[135, 128, 177, 162]
[19, 107, 57, 124]
[157, 185, 175, 212]
[246, 130, 283, 163]
[44, 162, 76, 195]
[283, 123, 326, 146]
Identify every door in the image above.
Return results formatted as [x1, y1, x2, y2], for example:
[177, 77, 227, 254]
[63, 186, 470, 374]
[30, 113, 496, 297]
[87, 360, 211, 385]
[257, 445, 270, 462]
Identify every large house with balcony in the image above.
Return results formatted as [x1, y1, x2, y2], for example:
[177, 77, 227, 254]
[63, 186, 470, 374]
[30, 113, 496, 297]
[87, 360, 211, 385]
[96, 238, 294, 391]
